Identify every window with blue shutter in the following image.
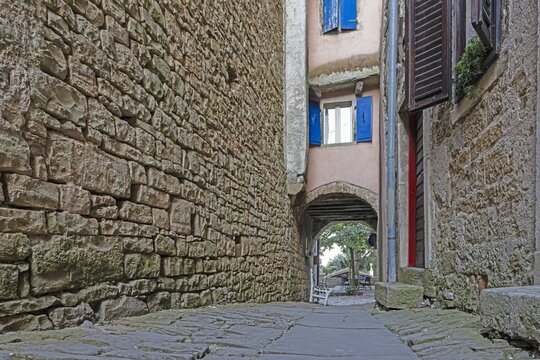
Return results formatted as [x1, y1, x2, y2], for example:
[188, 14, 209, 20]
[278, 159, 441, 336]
[340, 0, 357, 30]
[323, 0, 357, 33]
[322, 0, 339, 33]
[309, 101, 322, 146]
[356, 96, 373, 142]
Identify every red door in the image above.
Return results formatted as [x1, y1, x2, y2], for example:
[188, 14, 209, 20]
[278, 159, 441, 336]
[408, 114, 425, 268]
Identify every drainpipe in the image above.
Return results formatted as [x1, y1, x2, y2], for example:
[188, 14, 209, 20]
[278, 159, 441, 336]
[385, 0, 399, 282]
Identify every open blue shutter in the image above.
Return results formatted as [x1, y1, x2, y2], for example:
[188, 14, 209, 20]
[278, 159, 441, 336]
[356, 96, 372, 142]
[309, 101, 321, 146]
[323, 0, 339, 33]
[340, 0, 357, 30]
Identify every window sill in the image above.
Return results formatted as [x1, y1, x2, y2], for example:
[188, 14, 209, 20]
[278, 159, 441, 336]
[319, 141, 370, 148]
[450, 55, 507, 125]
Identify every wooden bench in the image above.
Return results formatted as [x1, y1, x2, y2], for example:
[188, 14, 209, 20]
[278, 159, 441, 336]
[310, 286, 332, 306]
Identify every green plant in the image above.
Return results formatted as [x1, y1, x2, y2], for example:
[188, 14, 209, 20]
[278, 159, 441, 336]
[454, 37, 488, 99]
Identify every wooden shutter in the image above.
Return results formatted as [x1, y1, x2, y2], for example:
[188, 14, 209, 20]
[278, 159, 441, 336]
[406, 0, 451, 112]
[309, 101, 322, 146]
[323, 0, 339, 33]
[340, 0, 357, 30]
[356, 96, 372, 142]
[472, 0, 501, 52]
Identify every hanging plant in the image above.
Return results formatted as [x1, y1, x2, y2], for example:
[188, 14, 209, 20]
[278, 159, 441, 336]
[454, 37, 489, 99]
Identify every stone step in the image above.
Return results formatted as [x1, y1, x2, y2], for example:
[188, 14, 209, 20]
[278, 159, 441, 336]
[398, 267, 437, 298]
[375, 282, 424, 310]
[480, 285, 540, 348]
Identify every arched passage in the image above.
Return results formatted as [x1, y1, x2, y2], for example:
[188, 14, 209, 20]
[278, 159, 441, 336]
[296, 182, 379, 292]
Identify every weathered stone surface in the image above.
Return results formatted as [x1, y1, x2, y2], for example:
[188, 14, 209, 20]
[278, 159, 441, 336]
[170, 198, 192, 235]
[30, 71, 87, 126]
[0, 233, 31, 261]
[375, 282, 423, 310]
[59, 183, 91, 215]
[182, 293, 201, 308]
[132, 185, 169, 209]
[124, 253, 161, 279]
[48, 303, 94, 328]
[40, 40, 67, 80]
[147, 292, 171, 312]
[5, 173, 60, 210]
[398, 267, 436, 298]
[0, 314, 53, 333]
[155, 234, 175, 255]
[119, 201, 152, 224]
[100, 220, 158, 238]
[47, 212, 99, 235]
[480, 286, 540, 347]
[31, 235, 123, 294]
[0, 265, 19, 300]
[0, 122, 31, 175]
[0, 208, 47, 235]
[0, 296, 60, 317]
[68, 56, 97, 97]
[0, 0, 307, 332]
[47, 133, 130, 198]
[61, 283, 119, 307]
[119, 279, 158, 296]
[98, 296, 148, 321]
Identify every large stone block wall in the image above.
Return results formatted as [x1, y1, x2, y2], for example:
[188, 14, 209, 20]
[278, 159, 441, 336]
[0, 0, 308, 332]
[427, 0, 538, 311]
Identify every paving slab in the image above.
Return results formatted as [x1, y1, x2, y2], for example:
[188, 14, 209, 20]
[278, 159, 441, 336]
[0, 302, 419, 360]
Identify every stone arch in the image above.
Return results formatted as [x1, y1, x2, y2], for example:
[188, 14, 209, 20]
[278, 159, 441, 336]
[302, 181, 379, 216]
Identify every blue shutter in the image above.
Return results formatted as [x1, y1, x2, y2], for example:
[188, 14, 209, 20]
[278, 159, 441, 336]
[322, 0, 339, 33]
[340, 0, 357, 30]
[309, 101, 321, 146]
[356, 96, 373, 142]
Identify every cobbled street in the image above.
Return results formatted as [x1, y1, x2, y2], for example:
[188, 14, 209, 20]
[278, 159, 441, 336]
[0, 302, 534, 360]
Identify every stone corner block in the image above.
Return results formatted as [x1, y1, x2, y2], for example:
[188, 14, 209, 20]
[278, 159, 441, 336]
[480, 286, 540, 347]
[397, 267, 436, 298]
[375, 282, 423, 310]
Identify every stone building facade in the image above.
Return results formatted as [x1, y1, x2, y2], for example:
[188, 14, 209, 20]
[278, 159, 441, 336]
[379, 0, 540, 312]
[0, 0, 308, 332]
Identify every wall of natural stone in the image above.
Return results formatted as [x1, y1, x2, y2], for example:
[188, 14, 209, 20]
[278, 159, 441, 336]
[427, 0, 538, 311]
[379, 0, 538, 311]
[0, 0, 309, 332]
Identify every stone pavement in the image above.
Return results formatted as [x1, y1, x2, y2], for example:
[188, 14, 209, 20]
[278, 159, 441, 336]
[0, 303, 417, 360]
[373, 307, 536, 360]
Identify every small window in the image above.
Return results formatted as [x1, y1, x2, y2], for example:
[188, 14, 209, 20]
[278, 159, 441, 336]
[323, 102, 353, 145]
[454, 0, 501, 98]
[322, 0, 357, 34]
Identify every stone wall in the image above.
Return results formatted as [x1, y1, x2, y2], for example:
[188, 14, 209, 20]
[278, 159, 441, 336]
[0, 0, 308, 332]
[427, 0, 538, 311]
[380, 0, 538, 311]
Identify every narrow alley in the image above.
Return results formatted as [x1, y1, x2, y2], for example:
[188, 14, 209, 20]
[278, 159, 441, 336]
[1, 0, 540, 358]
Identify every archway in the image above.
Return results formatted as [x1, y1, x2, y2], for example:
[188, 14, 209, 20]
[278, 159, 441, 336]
[297, 182, 379, 301]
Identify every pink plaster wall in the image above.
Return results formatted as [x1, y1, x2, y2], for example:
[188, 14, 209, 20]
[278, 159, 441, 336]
[306, 88, 380, 194]
[307, 0, 382, 73]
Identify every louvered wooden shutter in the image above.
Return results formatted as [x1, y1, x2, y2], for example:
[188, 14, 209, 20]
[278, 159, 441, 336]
[472, 0, 501, 52]
[323, 0, 339, 33]
[406, 0, 451, 112]
[309, 101, 322, 146]
[356, 96, 373, 142]
[341, 0, 357, 30]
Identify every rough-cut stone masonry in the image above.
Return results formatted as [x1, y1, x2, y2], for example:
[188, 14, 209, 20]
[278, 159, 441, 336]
[380, 0, 538, 310]
[0, 0, 308, 332]
[427, 0, 538, 311]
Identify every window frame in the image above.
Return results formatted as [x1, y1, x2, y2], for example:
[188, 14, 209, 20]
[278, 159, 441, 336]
[321, 0, 358, 35]
[454, 0, 502, 100]
[321, 96, 356, 146]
